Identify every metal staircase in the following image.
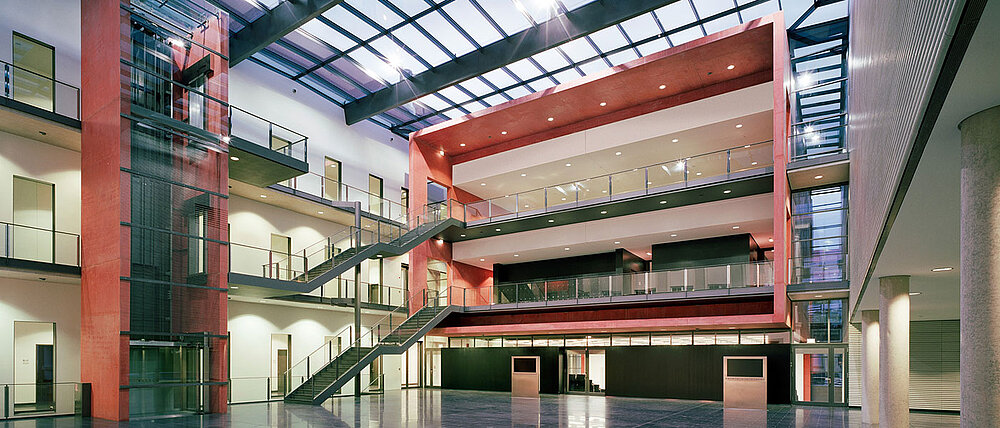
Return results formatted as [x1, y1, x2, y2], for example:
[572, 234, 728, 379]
[253, 201, 463, 295]
[282, 289, 460, 405]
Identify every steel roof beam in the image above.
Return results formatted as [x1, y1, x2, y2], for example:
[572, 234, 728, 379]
[229, 0, 346, 65]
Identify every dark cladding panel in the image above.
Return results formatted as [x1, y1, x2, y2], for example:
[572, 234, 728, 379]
[442, 347, 560, 394]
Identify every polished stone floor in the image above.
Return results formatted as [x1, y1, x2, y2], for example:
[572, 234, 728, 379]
[0, 389, 960, 427]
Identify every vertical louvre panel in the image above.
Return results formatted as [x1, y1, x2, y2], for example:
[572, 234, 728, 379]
[848, 323, 861, 407]
[910, 320, 960, 411]
[847, 0, 963, 310]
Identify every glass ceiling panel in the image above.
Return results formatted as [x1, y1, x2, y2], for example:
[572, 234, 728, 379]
[444, 1, 504, 46]
[322, 6, 380, 41]
[476, 0, 532, 35]
[218, 0, 847, 137]
[391, 24, 451, 67]
[417, 11, 477, 57]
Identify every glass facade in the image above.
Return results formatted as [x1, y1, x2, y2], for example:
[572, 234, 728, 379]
[790, 185, 848, 284]
[447, 330, 791, 348]
[792, 299, 846, 344]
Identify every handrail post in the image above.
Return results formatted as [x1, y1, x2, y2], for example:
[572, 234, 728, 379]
[727, 149, 732, 176]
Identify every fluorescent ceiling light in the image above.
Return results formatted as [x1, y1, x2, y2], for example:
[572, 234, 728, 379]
[931, 267, 953, 272]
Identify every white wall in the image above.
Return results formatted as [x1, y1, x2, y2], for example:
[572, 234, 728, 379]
[0, 0, 81, 87]
[0, 278, 80, 385]
[229, 61, 409, 206]
[0, 130, 80, 234]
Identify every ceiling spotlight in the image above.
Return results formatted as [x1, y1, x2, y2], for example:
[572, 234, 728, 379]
[230, 156, 240, 161]
[615, 151, 622, 156]
[814, 175, 824, 180]
[696, 172, 702, 176]
[672, 138, 679, 143]
[614, 241, 620, 244]
[600, 102, 607, 107]
[439, 150, 445, 156]
[659, 200, 667, 204]
[318, 211, 324, 214]
[480, 258, 485, 262]
[931, 267, 953, 272]
[732, 226, 740, 229]
[646, 252, 652, 256]
[514, 254, 519, 257]
[259, 194, 267, 198]
[565, 163, 572, 167]
[460, 143, 466, 147]
[436, 239, 444, 244]
[670, 234, 677, 237]
[735, 124, 743, 128]
[377, 254, 383, 258]
[548, 219, 555, 223]
[480, 183, 487, 187]
[723, 189, 732, 194]
[460, 234, 466, 237]
[495, 228, 501, 232]
[547, 117, 554, 122]
[521, 173, 527, 177]
[909, 292, 922, 296]
[751, 161, 758, 166]
[600, 210, 607, 214]
[501, 131, 508, 135]
[564, 247, 570, 251]
[561, 197, 567, 201]
[230, 286, 239, 289]
[658, 84, 666, 90]
[524, 205, 530, 208]
[768, 238, 774, 243]
[727, 64, 735, 70]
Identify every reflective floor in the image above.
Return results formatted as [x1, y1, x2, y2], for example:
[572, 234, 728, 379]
[1, 389, 960, 427]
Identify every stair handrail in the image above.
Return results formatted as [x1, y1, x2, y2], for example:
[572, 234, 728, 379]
[278, 323, 354, 395]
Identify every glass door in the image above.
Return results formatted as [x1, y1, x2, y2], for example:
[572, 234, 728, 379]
[565, 349, 605, 395]
[793, 346, 846, 405]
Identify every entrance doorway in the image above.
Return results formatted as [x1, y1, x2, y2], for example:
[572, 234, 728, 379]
[793, 346, 846, 405]
[565, 349, 605, 394]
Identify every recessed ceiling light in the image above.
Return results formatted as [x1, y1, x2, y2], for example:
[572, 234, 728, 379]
[723, 190, 732, 194]
[548, 219, 555, 223]
[600, 102, 607, 107]
[439, 150, 445, 156]
[814, 175, 824, 180]
[814, 295, 823, 298]
[646, 252, 652, 256]
[565, 163, 572, 167]
[614, 241, 620, 244]
[564, 247, 570, 251]
[547, 117, 554, 122]
[377, 254, 383, 258]
[909, 292, 921, 296]
[600, 210, 607, 214]
[732, 226, 740, 229]
[230, 286, 239, 289]
[672, 138, 679, 143]
[658, 84, 666, 90]
[744, 144, 751, 148]
[481, 183, 486, 186]
[495, 228, 501, 232]
[931, 267, 953, 272]
[751, 161, 758, 166]
[514, 254, 519, 257]
[659, 200, 667, 204]
[480, 258, 485, 262]
[436, 239, 444, 244]
[696, 172, 702, 176]
[615, 151, 621, 156]
[259, 194, 267, 198]
[670, 234, 677, 237]
[735, 124, 743, 128]
[460, 143, 466, 147]
[520, 173, 527, 177]
[460, 234, 466, 237]
[727, 64, 735, 70]
[768, 238, 774, 243]
[501, 131, 508, 135]
[318, 211, 324, 214]
[561, 197, 567, 201]
[230, 156, 239, 161]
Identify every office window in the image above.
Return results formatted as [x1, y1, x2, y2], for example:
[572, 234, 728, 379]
[792, 299, 846, 343]
[369, 174, 383, 216]
[12, 32, 54, 111]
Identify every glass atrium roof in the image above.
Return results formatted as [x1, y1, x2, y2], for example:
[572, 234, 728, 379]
[212, 0, 847, 137]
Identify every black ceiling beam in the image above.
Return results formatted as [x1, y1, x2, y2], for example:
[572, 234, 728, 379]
[228, 0, 346, 66]
[342, 0, 682, 125]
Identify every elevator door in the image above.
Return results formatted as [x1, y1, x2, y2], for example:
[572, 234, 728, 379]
[793, 346, 846, 405]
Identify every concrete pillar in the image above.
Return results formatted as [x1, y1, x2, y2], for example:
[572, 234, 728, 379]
[860, 310, 879, 425]
[958, 105, 1000, 427]
[879, 275, 909, 427]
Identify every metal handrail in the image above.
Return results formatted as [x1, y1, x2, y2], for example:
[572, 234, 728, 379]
[1, 221, 81, 266]
[1, 58, 80, 119]
[278, 171, 407, 220]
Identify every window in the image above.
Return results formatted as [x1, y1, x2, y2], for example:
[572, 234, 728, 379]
[790, 185, 848, 284]
[187, 210, 206, 275]
[324, 157, 341, 201]
[792, 299, 846, 343]
[12, 32, 55, 111]
[369, 174, 383, 216]
[400, 187, 409, 215]
[187, 76, 206, 130]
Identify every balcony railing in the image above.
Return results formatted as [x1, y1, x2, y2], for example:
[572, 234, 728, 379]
[440, 261, 775, 310]
[229, 105, 307, 163]
[1, 382, 88, 419]
[275, 172, 407, 220]
[1, 59, 80, 120]
[788, 79, 848, 162]
[788, 252, 847, 285]
[0, 221, 80, 267]
[465, 141, 774, 224]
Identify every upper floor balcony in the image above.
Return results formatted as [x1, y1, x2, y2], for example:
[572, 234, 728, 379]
[0, 58, 81, 151]
[0, 221, 80, 277]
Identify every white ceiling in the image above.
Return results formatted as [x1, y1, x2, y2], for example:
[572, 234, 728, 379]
[453, 83, 775, 199]
[453, 193, 774, 269]
[854, 0, 1000, 321]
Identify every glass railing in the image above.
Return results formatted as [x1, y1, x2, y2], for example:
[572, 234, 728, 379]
[274, 172, 407, 220]
[464, 141, 774, 223]
[123, 60, 229, 136]
[1, 59, 80, 119]
[228, 376, 302, 404]
[0, 221, 80, 266]
[446, 261, 775, 309]
[1, 382, 87, 419]
[229, 105, 307, 163]
[789, 79, 848, 162]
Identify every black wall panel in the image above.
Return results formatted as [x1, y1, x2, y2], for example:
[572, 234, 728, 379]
[651, 234, 757, 270]
[441, 347, 561, 393]
[605, 345, 790, 403]
[494, 252, 617, 283]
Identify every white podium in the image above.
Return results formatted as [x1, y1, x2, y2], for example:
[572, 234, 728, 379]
[511, 356, 540, 398]
[723, 356, 767, 409]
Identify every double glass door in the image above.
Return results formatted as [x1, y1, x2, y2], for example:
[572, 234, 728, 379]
[565, 349, 605, 395]
[793, 346, 846, 405]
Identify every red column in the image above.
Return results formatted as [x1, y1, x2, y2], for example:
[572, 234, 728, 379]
[771, 15, 792, 327]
